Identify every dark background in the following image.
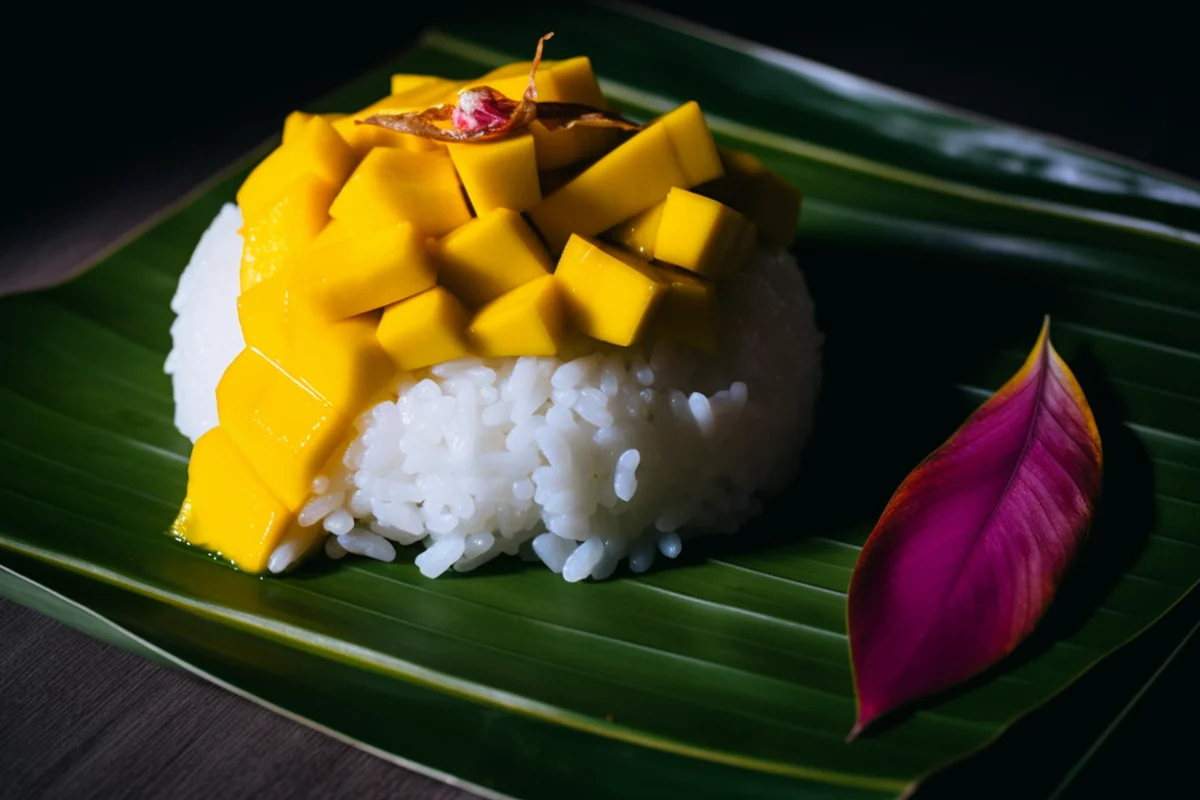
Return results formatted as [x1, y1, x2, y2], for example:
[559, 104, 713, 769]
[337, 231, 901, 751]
[2, 1, 1197, 797]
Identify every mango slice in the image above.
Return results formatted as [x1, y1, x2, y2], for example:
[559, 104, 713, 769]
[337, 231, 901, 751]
[216, 348, 350, 511]
[448, 132, 541, 214]
[648, 266, 719, 352]
[528, 123, 688, 252]
[431, 209, 552, 308]
[701, 149, 802, 247]
[652, 101, 724, 186]
[554, 235, 668, 346]
[654, 188, 753, 279]
[468, 276, 565, 357]
[607, 201, 664, 259]
[377, 287, 471, 371]
[172, 427, 300, 573]
[329, 148, 471, 237]
[239, 173, 336, 292]
[237, 116, 355, 221]
[292, 222, 437, 320]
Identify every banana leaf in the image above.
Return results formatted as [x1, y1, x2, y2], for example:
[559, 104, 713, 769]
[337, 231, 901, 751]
[2, 4, 1198, 797]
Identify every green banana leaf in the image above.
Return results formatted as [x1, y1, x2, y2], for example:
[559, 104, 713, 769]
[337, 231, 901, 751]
[2, 4, 1199, 797]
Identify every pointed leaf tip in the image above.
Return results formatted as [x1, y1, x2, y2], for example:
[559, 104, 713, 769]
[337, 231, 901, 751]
[846, 318, 1102, 735]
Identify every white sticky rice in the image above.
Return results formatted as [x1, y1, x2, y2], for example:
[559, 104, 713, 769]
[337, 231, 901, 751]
[168, 203, 823, 580]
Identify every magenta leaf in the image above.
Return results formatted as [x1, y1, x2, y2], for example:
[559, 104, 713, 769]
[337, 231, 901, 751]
[846, 317, 1103, 739]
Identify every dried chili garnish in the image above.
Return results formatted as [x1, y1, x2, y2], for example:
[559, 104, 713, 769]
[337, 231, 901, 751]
[360, 33, 642, 143]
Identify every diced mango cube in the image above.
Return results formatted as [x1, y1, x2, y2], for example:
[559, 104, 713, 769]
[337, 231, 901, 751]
[237, 115, 355, 221]
[284, 111, 348, 143]
[333, 80, 459, 155]
[725, 219, 759, 280]
[291, 222, 437, 320]
[541, 56, 608, 109]
[237, 273, 289, 362]
[651, 101, 723, 187]
[286, 313, 395, 413]
[216, 348, 349, 511]
[283, 111, 314, 143]
[554, 235, 668, 346]
[530, 123, 621, 171]
[431, 209, 552, 307]
[172, 427, 301, 573]
[478, 61, 539, 81]
[239, 273, 394, 415]
[654, 188, 751, 279]
[390, 74, 440, 95]
[377, 287, 471, 371]
[648, 266, 719, 352]
[468, 276, 565, 357]
[700, 149, 802, 247]
[448, 132, 541, 214]
[454, 56, 606, 108]
[310, 218, 352, 248]
[607, 201, 664, 260]
[329, 148, 471, 237]
[239, 173, 337, 291]
[528, 123, 688, 252]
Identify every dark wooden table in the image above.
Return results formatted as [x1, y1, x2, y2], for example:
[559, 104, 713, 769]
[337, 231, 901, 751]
[2, 6, 1197, 798]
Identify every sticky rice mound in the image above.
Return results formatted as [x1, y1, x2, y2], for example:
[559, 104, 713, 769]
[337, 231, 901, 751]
[167, 205, 823, 580]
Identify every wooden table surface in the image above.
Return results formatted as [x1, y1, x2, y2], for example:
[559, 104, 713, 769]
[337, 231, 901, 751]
[2, 6, 1197, 798]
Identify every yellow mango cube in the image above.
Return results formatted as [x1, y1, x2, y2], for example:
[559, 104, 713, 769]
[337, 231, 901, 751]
[216, 348, 349, 511]
[291, 222, 437, 320]
[725, 219, 759, 280]
[172, 427, 300, 573]
[390, 74, 439, 95]
[648, 266, 719, 352]
[701, 149, 802, 247]
[330, 148, 471, 237]
[468, 276, 565, 357]
[607, 201, 664, 259]
[333, 80, 459, 155]
[530, 123, 621, 171]
[528, 123, 688, 252]
[286, 313, 395, 413]
[283, 110, 315, 143]
[477, 61, 539, 81]
[554, 235, 668, 346]
[239, 271, 394, 414]
[448, 133, 541, 213]
[237, 273, 289, 362]
[284, 111, 348, 143]
[654, 188, 751, 279]
[377, 287, 471, 371]
[431, 209, 552, 307]
[239, 173, 337, 291]
[541, 56, 608, 108]
[310, 218, 352, 248]
[237, 115, 355, 221]
[650, 101, 723, 187]
[455, 56, 605, 107]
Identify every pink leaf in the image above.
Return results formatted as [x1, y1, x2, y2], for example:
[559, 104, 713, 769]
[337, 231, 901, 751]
[846, 317, 1102, 739]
